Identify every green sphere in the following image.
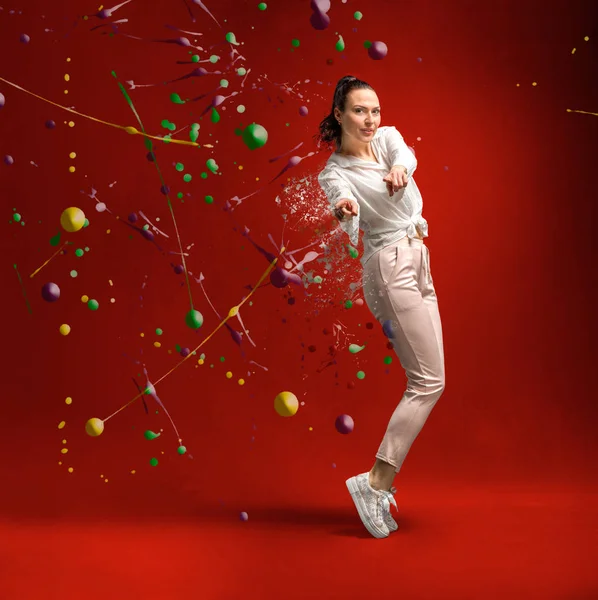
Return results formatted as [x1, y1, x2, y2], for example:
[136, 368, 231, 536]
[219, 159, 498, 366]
[88, 299, 99, 311]
[177, 445, 187, 455]
[242, 123, 268, 150]
[185, 309, 204, 329]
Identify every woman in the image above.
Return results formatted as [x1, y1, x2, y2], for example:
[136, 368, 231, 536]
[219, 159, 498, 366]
[316, 75, 446, 539]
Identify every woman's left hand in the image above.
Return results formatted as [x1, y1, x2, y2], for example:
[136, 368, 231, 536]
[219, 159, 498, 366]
[383, 165, 408, 196]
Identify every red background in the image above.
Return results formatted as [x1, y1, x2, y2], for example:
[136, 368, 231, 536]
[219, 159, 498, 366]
[1, 0, 597, 598]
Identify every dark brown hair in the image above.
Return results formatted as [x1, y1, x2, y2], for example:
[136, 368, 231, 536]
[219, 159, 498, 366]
[315, 75, 374, 149]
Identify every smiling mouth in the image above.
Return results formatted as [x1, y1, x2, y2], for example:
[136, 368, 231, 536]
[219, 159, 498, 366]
[361, 129, 374, 134]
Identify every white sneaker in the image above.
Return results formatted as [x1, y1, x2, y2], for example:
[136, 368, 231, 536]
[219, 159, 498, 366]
[346, 473, 395, 538]
[379, 487, 399, 532]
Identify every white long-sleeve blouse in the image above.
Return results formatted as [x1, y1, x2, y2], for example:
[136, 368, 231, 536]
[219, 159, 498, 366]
[317, 126, 429, 267]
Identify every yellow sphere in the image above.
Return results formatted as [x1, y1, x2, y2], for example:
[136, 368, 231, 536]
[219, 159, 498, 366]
[274, 391, 299, 417]
[59, 324, 71, 336]
[60, 207, 86, 233]
[85, 418, 104, 437]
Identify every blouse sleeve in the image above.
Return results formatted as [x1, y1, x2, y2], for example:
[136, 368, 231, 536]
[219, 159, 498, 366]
[382, 126, 418, 178]
[317, 167, 360, 247]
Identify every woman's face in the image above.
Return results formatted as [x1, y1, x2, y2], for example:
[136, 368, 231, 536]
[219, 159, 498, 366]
[335, 88, 381, 145]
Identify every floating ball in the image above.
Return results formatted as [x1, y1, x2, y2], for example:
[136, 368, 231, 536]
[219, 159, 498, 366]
[335, 414, 354, 434]
[60, 207, 86, 233]
[242, 123, 268, 150]
[368, 41, 388, 60]
[299, 106, 309, 116]
[274, 391, 299, 417]
[185, 309, 204, 329]
[177, 445, 187, 455]
[174, 264, 184, 275]
[59, 324, 71, 336]
[85, 417, 104, 437]
[310, 11, 330, 30]
[4, 155, 14, 166]
[0, 92, 5, 108]
[41, 282, 60, 302]
[240, 511, 249, 521]
[20, 33, 30, 44]
[45, 119, 56, 129]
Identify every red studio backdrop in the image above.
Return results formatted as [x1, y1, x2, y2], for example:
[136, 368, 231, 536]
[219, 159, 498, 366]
[1, 1, 597, 598]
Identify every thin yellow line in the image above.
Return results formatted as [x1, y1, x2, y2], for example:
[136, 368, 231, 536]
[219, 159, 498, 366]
[29, 241, 70, 278]
[0, 76, 201, 147]
[102, 247, 286, 422]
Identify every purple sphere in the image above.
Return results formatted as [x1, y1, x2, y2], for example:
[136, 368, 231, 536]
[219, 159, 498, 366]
[299, 106, 308, 116]
[146, 151, 156, 162]
[180, 347, 191, 357]
[239, 512, 249, 522]
[310, 11, 330, 30]
[0, 93, 6, 108]
[141, 229, 154, 241]
[288, 156, 301, 168]
[270, 267, 289, 288]
[45, 119, 55, 129]
[128, 212, 138, 223]
[160, 185, 170, 195]
[20, 33, 30, 43]
[311, 0, 330, 12]
[335, 414, 354, 434]
[4, 155, 14, 166]
[174, 264, 184, 275]
[368, 41, 388, 60]
[41, 282, 60, 302]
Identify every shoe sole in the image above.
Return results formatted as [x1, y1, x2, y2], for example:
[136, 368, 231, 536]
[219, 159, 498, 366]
[346, 477, 389, 539]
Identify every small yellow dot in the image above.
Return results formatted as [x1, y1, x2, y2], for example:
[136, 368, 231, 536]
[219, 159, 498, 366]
[238, 165, 243, 170]
[584, 36, 589, 41]
[532, 82, 538, 86]
[69, 166, 76, 173]
[81, 295, 89, 303]
[308, 426, 313, 431]
[238, 379, 245, 385]
[154, 341, 161, 348]
[226, 371, 233, 379]
[110, 298, 115, 303]
[107, 230, 111, 234]
[65, 74, 70, 82]
[104, 479, 109, 483]
[198, 359, 204, 365]
[62, 439, 67, 444]
[140, 332, 145, 337]
[58, 421, 66, 429]
[64, 90, 69, 94]
[65, 397, 72, 405]
[68, 121, 75, 127]
[61, 448, 68, 454]
[68, 467, 74, 473]
[255, 177, 260, 181]
[69, 152, 77, 159]
[131, 470, 136, 475]
[66, 57, 71, 62]
[58, 461, 62, 465]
